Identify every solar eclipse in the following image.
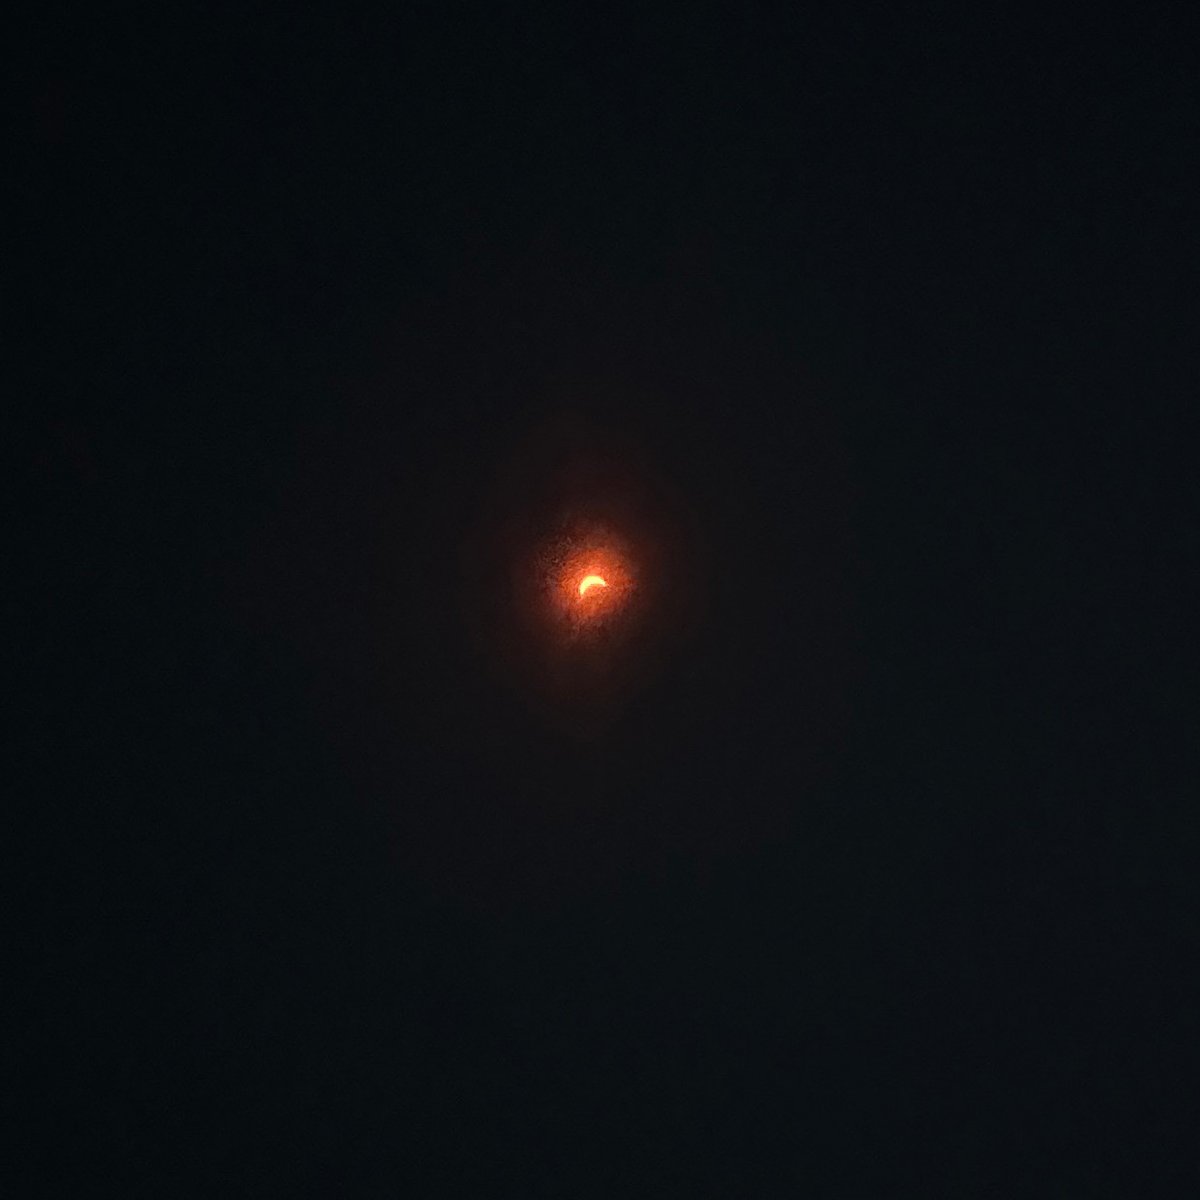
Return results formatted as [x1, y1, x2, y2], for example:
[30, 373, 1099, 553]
[461, 408, 707, 735]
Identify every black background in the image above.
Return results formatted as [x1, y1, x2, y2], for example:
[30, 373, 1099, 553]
[15, 5, 1194, 1194]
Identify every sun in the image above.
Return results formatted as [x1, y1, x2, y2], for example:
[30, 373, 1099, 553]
[536, 528, 632, 631]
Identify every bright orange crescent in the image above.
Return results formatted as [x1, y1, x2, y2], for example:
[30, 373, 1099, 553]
[578, 574, 608, 598]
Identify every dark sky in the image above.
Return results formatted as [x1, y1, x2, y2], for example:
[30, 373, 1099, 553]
[16, 5, 1193, 1195]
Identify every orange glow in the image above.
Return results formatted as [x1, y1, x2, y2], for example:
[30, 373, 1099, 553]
[536, 530, 634, 637]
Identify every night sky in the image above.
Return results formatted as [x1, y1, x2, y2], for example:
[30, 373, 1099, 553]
[16, 6, 1193, 1194]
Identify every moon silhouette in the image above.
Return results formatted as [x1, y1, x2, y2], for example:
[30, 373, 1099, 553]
[578, 574, 608, 598]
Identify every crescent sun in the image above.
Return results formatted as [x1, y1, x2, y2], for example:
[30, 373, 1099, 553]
[578, 574, 608, 598]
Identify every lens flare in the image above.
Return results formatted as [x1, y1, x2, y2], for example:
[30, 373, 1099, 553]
[578, 574, 608, 598]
